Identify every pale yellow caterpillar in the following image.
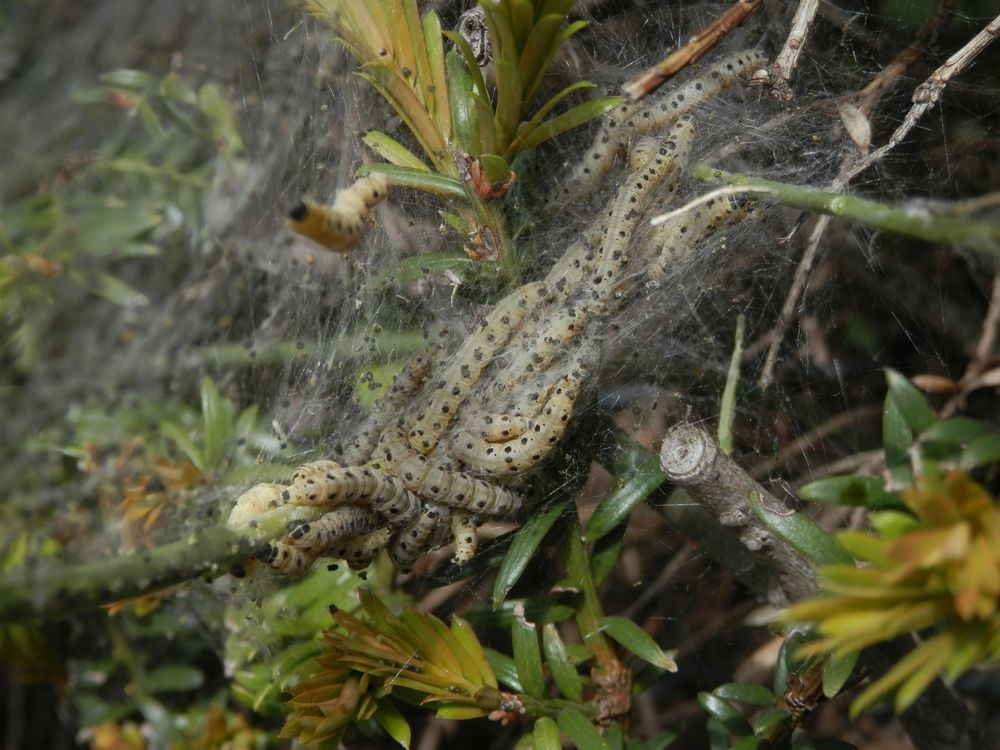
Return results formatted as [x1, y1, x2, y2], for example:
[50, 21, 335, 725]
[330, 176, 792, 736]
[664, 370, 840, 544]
[555, 50, 766, 205]
[418, 459, 522, 516]
[256, 540, 314, 577]
[283, 461, 422, 528]
[288, 459, 341, 486]
[388, 502, 451, 571]
[645, 195, 736, 286]
[407, 281, 549, 454]
[590, 117, 696, 301]
[450, 513, 478, 565]
[504, 304, 588, 378]
[452, 361, 586, 477]
[336, 527, 393, 570]
[229, 484, 316, 576]
[286, 506, 376, 556]
[287, 173, 388, 252]
[227, 483, 285, 528]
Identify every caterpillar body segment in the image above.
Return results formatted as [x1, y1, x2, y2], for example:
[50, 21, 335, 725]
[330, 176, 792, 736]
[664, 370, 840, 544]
[256, 540, 314, 577]
[286, 506, 377, 556]
[289, 460, 342, 486]
[479, 413, 530, 443]
[627, 135, 663, 170]
[450, 513, 478, 565]
[555, 50, 766, 205]
[227, 483, 285, 528]
[505, 304, 589, 378]
[645, 195, 736, 286]
[287, 174, 389, 252]
[369, 479, 423, 528]
[407, 281, 549, 454]
[388, 502, 451, 571]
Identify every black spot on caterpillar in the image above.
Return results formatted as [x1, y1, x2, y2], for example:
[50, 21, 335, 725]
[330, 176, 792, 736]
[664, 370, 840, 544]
[287, 173, 388, 252]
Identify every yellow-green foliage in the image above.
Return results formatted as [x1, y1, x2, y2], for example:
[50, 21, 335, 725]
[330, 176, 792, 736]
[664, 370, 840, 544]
[784, 469, 1000, 715]
[281, 589, 500, 749]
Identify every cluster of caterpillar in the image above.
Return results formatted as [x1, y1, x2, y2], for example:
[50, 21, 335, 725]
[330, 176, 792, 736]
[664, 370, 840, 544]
[287, 173, 388, 252]
[229, 49, 765, 579]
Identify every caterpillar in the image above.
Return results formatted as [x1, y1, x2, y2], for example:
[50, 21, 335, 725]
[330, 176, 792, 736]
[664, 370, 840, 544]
[227, 483, 285, 528]
[589, 117, 696, 302]
[554, 50, 766, 206]
[286, 506, 377, 556]
[388, 502, 451, 571]
[375, 428, 521, 517]
[287, 173, 389, 252]
[256, 540, 314, 577]
[283, 461, 422, 528]
[407, 281, 550, 454]
[452, 360, 587, 477]
[335, 527, 394, 570]
[504, 304, 589, 378]
[645, 195, 736, 286]
[419, 459, 521, 515]
[450, 513, 478, 565]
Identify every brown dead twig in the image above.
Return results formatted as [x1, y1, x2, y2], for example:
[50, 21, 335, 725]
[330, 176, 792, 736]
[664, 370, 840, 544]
[857, 0, 954, 117]
[620, 0, 762, 101]
[762, 0, 821, 100]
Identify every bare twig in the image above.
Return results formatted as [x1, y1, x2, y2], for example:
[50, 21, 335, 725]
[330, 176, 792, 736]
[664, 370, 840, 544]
[858, 0, 954, 117]
[658, 422, 816, 605]
[941, 271, 1000, 415]
[841, 13, 1000, 186]
[757, 215, 831, 387]
[765, 0, 821, 100]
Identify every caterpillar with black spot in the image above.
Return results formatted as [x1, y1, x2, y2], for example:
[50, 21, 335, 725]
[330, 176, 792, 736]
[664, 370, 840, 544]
[554, 50, 766, 206]
[256, 540, 313, 577]
[287, 173, 388, 252]
[452, 358, 588, 477]
[342, 343, 439, 465]
[285, 506, 377, 556]
[407, 280, 549, 454]
[388, 501, 451, 571]
[375, 429, 521, 517]
[590, 118, 696, 301]
[283, 460, 422, 528]
[450, 513, 478, 565]
[645, 195, 736, 286]
[336, 527, 393, 570]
